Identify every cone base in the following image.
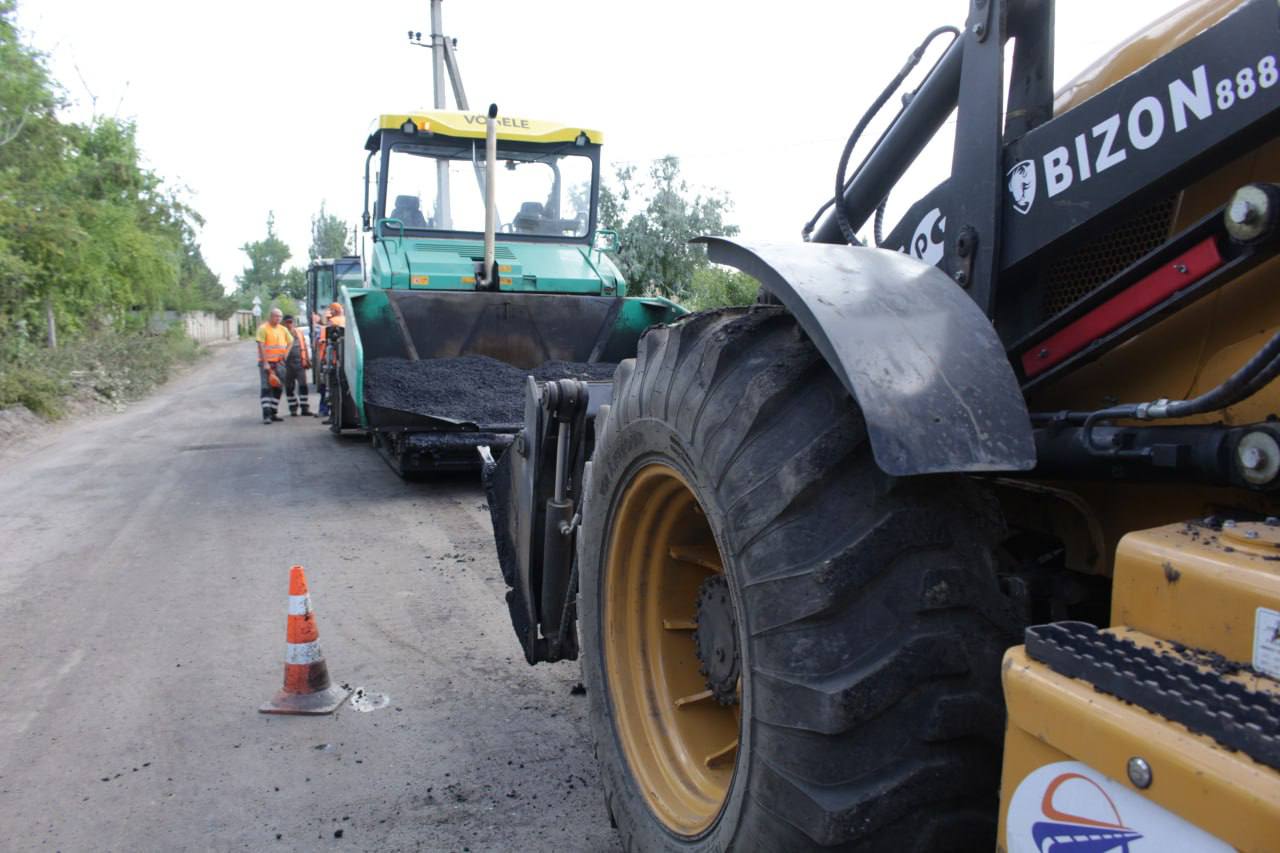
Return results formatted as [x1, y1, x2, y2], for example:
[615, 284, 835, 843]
[259, 683, 350, 715]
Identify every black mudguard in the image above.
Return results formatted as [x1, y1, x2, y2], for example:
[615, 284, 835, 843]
[697, 238, 1035, 476]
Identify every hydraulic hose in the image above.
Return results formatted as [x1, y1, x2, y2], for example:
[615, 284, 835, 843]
[1032, 326, 1280, 456]
[1163, 330, 1280, 418]
[831, 79, 909, 245]
[804, 25, 959, 244]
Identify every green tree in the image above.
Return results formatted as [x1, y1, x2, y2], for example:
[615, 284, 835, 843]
[281, 267, 305, 301]
[0, 0, 72, 344]
[685, 265, 760, 311]
[0, 0, 227, 418]
[64, 118, 182, 324]
[598, 156, 739, 300]
[272, 293, 299, 319]
[0, 7, 227, 342]
[309, 202, 350, 260]
[236, 212, 291, 297]
[0, 0, 46, 150]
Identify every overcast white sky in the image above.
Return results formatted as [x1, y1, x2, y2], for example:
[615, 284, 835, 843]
[18, 0, 1184, 289]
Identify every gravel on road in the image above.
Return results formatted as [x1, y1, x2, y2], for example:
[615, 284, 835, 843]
[364, 356, 617, 426]
[0, 341, 619, 852]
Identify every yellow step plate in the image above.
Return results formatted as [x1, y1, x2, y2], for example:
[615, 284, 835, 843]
[999, 641, 1280, 852]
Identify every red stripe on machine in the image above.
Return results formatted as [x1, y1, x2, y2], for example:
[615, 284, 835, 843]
[1021, 237, 1224, 378]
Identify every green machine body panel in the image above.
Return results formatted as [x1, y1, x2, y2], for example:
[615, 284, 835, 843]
[370, 235, 624, 295]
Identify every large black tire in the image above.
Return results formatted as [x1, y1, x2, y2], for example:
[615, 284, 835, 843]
[329, 355, 355, 436]
[328, 370, 345, 435]
[577, 307, 1024, 852]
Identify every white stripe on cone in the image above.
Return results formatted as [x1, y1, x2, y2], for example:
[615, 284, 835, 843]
[287, 594, 312, 616]
[285, 640, 324, 665]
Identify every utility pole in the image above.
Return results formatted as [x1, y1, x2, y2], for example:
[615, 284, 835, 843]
[411, 2, 482, 221]
[430, 0, 451, 229]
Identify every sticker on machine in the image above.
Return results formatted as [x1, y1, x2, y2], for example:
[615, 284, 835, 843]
[1255, 606, 1280, 679]
[1006, 761, 1231, 852]
[1007, 160, 1036, 215]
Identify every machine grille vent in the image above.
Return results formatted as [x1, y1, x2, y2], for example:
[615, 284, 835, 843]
[412, 241, 517, 260]
[1038, 194, 1177, 319]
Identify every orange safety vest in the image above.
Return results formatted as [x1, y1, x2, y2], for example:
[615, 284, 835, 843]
[257, 322, 292, 363]
[318, 315, 346, 365]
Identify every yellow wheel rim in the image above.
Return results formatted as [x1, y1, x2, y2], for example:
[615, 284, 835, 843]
[604, 463, 740, 837]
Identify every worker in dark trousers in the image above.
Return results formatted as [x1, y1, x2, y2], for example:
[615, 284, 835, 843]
[256, 307, 290, 423]
[315, 311, 330, 419]
[317, 302, 345, 421]
[281, 315, 311, 416]
[311, 311, 328, 418]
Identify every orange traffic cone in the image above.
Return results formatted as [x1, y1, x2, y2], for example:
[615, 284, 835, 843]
[259, 565, 350, 715]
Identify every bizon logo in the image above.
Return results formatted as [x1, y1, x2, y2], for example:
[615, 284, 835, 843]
[1030, 772, 1141, 852]
[1007, 762, 1232, 853]
[1007, 160, 1037, 214]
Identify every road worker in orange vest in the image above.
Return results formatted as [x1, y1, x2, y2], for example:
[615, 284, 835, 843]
[256, 307, 291, 424]
[280, 315, 311, 417]
[328, 302, 346, 329]
[317, 302, 346, 421]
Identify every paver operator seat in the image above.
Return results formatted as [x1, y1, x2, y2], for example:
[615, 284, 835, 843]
[391, 195, 429, 228]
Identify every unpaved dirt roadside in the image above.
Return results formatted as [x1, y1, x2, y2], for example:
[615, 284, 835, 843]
[0, 341, 620, 852]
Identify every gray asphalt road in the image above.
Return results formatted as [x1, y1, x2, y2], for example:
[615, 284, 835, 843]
[0, 342, 618, 853]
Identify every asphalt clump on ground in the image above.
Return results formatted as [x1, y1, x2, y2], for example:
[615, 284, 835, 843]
[364, 355, 617, 426]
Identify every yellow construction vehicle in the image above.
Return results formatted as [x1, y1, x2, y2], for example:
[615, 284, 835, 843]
[482, 0, 1280, 848]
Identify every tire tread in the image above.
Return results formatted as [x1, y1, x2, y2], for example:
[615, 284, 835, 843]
[581, 308, 1020, 851]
